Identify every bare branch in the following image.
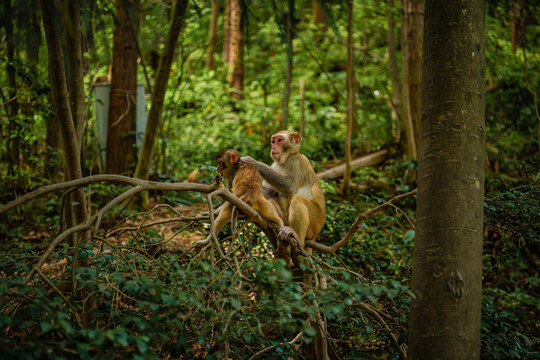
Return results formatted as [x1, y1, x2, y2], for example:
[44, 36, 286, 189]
[305, 189, 417, 254]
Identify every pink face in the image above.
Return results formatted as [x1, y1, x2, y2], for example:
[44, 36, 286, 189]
[271, 134, 286, 158]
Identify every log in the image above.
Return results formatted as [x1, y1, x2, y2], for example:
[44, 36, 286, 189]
[317, 149, 388, 180]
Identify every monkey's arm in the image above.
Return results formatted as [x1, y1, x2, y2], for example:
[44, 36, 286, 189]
[241, 156, 294, 196]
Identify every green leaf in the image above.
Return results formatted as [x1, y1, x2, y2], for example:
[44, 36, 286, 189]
[230, 297, 241, 309]
[303, 326, 317, 338]
[40, 321, 53, 332]
[77, 343, 91, 353]
[0, 314, 12, 327]
[403, 230, 415, 243]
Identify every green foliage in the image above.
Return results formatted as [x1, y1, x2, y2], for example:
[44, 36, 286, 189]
[0, 237, 409, 359]
[0, 0, 538, 358]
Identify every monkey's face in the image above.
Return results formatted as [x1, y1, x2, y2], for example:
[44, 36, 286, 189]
[271, 134, 286, 161]
[216, 149, 240, 175]
[270, 131, 301, 162]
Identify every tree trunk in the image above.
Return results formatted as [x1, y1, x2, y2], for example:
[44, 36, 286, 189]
[387, 0, 401, 143]
[222, 0, 231, 63]
[41, 0, 88, 224]
[206, 0, 220, 69]
[41, 0, 92, 325]
[299, 78, 305, 137]
[281, 0, 294, 130]
[312, 0, 328, 32]
[4, 0, 20, 169]
[63, 0, 85, 153]
[343, 0, 355, 195]
[408, 0, 485, 358]
[400, 0, 423, 159]
[228, 0, 243, 99]
[106, 0, 139, 174]
[134, 0, 190, 207]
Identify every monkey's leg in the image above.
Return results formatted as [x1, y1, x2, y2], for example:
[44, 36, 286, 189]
[195, 203, 232, 246]
[280, 194, 309, 249]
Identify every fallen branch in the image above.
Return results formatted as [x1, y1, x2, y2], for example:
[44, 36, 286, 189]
[317, 149, 388, 180]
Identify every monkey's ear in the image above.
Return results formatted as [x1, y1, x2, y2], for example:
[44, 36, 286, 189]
[292, 132, 302, 144]
[230, 152, 239, 163]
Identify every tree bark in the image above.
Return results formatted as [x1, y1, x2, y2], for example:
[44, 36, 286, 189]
[41, 0, 88, 226]
[222, 0, 231, 63]
[281, 0, 294, 130]
[228, 0, 243, 99]
[4, 0, 20, 168]
[63, 0, 85, 153]
[206, 0, 220, 69]
[299, 78, 305, 137]
[343, 0, 355, 195]
[387, 0, 401, 143]
[408, 0, 485, 358]
[134, 0, 189, 207]
[106, 0, 139, 174]
[312, 0, 328, 32]
[400, 0, 423, 159]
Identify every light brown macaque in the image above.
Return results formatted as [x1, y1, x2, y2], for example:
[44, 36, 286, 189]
[241, 131, 326, 256]
[204, 149, 285, 253]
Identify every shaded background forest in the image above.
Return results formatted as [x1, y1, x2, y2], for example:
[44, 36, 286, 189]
[0, 0, 538, 359]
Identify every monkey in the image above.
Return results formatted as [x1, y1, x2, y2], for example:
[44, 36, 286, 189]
[241, 130, 326, 256]
[200, 149, 285, 254]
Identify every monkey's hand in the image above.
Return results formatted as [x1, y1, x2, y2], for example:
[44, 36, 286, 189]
[214, 173, 222, 184]
[240, 156, 256, 165]
[278, 226, 299, 248]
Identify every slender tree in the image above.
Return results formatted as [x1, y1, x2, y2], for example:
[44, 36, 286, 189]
[41, 0, 88, 225]
[387, 0, 401, 142]
[408, 0, 485, 358]
[134, 0, 190, 207]
[4, 0, 20, 168]
[106, 0, 139, 174]
[343, 0, 355, 195]
[222, 0, 231, 63]
[400, 0, 423, 159]
[206, 0, 220, 69]
[63, 0, 85, 153]
[228, 0, 243, 99]
[312, 0, 328, 32]
[41, 0, 93, 326]
[280, 0, 294, 130]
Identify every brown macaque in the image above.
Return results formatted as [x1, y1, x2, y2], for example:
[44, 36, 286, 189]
[241, 130, 326, 255]
[202, 149, 285, 252]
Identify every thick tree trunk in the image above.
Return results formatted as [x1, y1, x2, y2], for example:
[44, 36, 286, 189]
[106, 0, 139, 174]
[343, 0, 355, 195]
[227, 0, 243, 99]
[134, 0, 189, 207]
[387, 0, 401, 142]
[206, 0, 220, 69]
[400, 0, 423, 159]
[408, 0, 485, 358]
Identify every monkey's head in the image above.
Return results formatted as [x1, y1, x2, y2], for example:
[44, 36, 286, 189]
[216, 149, 241, 176]
[270, 130, 301, 164]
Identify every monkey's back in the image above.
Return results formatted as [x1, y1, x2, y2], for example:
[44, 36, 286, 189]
[231, 162, 264, 204]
